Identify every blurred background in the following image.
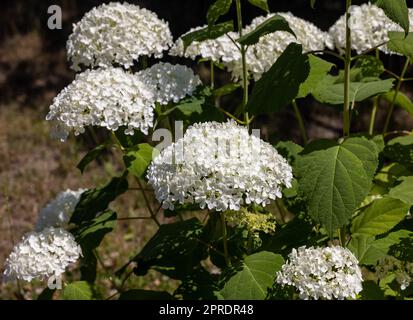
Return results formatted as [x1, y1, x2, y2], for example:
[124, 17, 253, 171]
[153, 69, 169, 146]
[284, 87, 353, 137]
[0, 0, 412, 299]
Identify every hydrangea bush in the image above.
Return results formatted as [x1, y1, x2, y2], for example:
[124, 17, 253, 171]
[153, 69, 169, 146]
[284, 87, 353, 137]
[4, 0, 413, 300]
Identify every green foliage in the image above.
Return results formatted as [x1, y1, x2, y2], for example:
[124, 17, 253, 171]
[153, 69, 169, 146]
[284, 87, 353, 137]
[360, 281, 386, 300]
[351, 197, 410, 237]
[70, 175, 128, 225]
[220, 252, 284, 300]
[77, 144, 106, 173]
[297, 55, 334, 99]
[247, 0, 269, 12]
[207, 0, 232, 27]
[124, 143, 158, 179]
[372, 0, 410, 35]
[237, 15, 295, 46]
[388, 176, 413, 205]
[296, 137, 379, 234]
[247, 43, 310, 115]
[131, 218, 207, 279]
[212, 83, 241, 97]
[353, 56, 385, 78]
[388, 32, 413, 62]
[381, 91, 413, 118]
[63, 281, 93, 300]
[384, 134, 413, 168]
[182, 21, 234, 51]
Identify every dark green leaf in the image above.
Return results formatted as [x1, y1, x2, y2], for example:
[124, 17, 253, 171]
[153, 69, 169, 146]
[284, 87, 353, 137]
[119, 290, 174, 300]
[388, 176, 413, 205]
[237, 15, 295, 46]
[37, 288, 55, 300]
[354, 55, 385, 78]
[296, 137, 379, 234]
[247, 43, 310, 116]
[220, 251, 284, 300]
[360, 281, 386, 300]
[212, 83, 241, 97]
[373, 0, 410, 35]
[70, 176, 128, 224]
[77, 144, 106, 174]
[124, 143, 158, 179]
[207, 0, 232, 27]
[275, 141, 303, 166]
[310, 0, 316, 8]
[388, 32, 413, 61]
[63, 281, 93, 300]
[297, 55, 334, 99]
[384, 134, 413, 168]
[248, 0, 269, 12]
[182, 21, 234, 51]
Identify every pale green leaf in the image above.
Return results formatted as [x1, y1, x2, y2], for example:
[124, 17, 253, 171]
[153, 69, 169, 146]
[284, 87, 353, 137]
[63, 281, 93, 300]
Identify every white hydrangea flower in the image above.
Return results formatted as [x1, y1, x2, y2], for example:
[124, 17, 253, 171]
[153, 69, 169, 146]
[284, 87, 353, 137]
[67, 2, 173, 71]
[226, 12, 333, 81]
[35, 189, 85, 232]
[138, 62, 201, 105]
[3, 228, 82, 282]
[329, 4, 413, 54]
[147, 120, 293, 211]
[169, 25, 241, 63]
[276, 246, 363, 300]
[46, 67, 155, 140]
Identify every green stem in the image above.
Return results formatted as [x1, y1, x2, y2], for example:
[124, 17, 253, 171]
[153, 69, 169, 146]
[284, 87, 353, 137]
[221, 212, 231, 267]
[135, 177, 160, 227]
[210, 60, 215, 89]
[292, 100, 308, 144]
[235, 0, 249, 127]
[369, 50, 380, 136]
[343, 0, 352, 137]
[383, 59, 410, 134]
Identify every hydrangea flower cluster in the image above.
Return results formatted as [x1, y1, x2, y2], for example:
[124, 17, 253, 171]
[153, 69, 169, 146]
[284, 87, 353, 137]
[226, 12, 333, 81]
[147, 120, 293, 211]
[276, 246, 363, 300]
[169, 26, 241, 64]
[3, 228, 82, 282]
[225, 208, 276, 235]
[138, 62, 201, 105]
[46, 67, 156, 140]
[67, 2, 173, 71]
[375, 256, 413, 291]
[329, 4, 413, 54]
[35, 189, 85, 232]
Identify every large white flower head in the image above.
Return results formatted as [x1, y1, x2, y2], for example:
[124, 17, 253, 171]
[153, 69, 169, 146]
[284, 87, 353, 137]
[3, 228, 82, 282]
[67, 2, 173, 71]
[169, 26, 241, 63]
[329, 4, 413, 54]
[147, 120, 293, 211]
[276, 246, 363, 300]
[35, 189, 85, 232]
[46, 67, 155, 140]
[138, 62, 201, 105]
[226, 12, 332, 81]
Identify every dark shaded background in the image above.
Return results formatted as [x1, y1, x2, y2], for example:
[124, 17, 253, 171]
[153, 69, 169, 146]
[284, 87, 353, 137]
[0, 0, 412, 142]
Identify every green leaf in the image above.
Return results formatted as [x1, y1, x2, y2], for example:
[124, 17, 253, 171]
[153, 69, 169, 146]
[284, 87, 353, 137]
[37, 288, 55, 300]
[237, 15, 295, 46]
[310, 0, 316, 8]
[388, 31, 413, 61]
[373, 0, 410, 35]
[384, 134, 413, 168]
[63, 281, 93, 300]
[212, 83, 241, 97]
[296, 137, 379, 234]
[297, 55, 334, 99]
[354, 55, 385, 78]
[248, 0, 269, 12]
[132, 218, 207, 279]
[114, 127, 142, 149]
[247, 43, 310, 116]
[388, 176, 413, 205]
[70, 175, 128, 225]
[119, 290, 174, 300]
[72, 210, 117, 252]
[77, 144, 106, 174]
[207, 0, 232, 27]
[275, 141, 303, 166]
[220, 252, 284, 300]
[313, 77, 394, 105]
[124, 143, 158, 179]
[351, 197, 410, 237]
[360, 281, 386, 300]
[182, 21, 234, 50]
[381, 90, 413, 118]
